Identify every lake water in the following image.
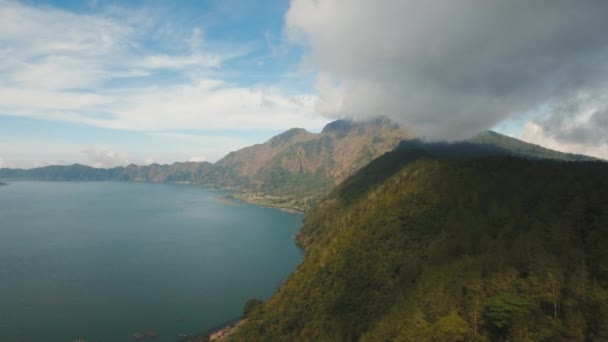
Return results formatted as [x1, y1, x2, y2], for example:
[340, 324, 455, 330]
[0, 182, 303, 341]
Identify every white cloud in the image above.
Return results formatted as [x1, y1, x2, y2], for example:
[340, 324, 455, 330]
[0, 87, 111, 111]
[520, 122, 608, 160]
[0, 140, 90, 168]
[137, 54, 221, 70]
[189, 156, 207, 162]
[81, 147, 130, 168]
[148, 131, 267, 163]
[102, 82, 321, 131]
[0, 0, 131, 91]
[0, 0, 324, 133]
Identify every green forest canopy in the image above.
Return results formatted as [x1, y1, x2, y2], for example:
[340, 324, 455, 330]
[234, 147, 608, 341]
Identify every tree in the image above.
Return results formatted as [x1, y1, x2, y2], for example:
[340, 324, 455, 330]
[484, 294, 532, 337]
[546, 270, 562, 319]
[432, 311, 468, 342]
[465, 279, 484, 336]
[243, 298, 264, 318]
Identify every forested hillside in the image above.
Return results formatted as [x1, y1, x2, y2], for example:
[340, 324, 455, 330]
[234, 145, 608, 341]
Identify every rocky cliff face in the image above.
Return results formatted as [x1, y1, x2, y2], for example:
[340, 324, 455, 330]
[207, 128, 317, 187]
[214, 117, 408, 196]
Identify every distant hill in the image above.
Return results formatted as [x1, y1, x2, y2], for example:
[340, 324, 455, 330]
[0, 161, 213, 183]
[235, 144, 608, 341]
[0, 120, 600, 211]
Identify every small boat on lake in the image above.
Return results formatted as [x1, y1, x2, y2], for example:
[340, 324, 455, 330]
[133, 332, 145, 340]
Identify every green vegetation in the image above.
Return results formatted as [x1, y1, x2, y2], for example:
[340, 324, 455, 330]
[233, 146, 608, 341]
[470, 131, 598, 161]
[243, 299, 264, 318]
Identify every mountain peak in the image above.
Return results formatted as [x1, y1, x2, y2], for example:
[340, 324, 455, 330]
[269, 127, 310, 147]
[321, 119, 355, 134]
[321, 117, 401, 136]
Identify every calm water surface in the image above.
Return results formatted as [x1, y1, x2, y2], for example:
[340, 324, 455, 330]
[0, 182, 303, 341]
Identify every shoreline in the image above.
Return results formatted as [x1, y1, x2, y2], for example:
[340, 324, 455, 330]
[208, 319, 246, 341]
[183, 319, 246, 342]
[214, 192, 305, 214]
[231, 194, 306, 214]
[214, 194, 243, 207]
[0, 179, 307, 213]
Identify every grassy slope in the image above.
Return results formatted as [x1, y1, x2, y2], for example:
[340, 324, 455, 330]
[235, 148, 608, 341]
[470, 131, 598, 161]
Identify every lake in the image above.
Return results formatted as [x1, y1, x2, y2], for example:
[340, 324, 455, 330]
[0, 182, 303, 341]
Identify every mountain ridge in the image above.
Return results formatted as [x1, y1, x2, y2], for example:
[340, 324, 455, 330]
[0, 119, 600, 211]
[234, 144, 608, 341]
[0, 118, 410, 211]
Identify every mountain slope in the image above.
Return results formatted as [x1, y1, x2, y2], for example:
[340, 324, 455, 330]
[0, 118, 407, 212]
[251, 118, 406, 191]
[212, 118, 406, 188]
[207, 117, 409, 210]
[0, 121, 600, 212]
[0, 161, 213, 183]
[234, 146, 608, 341]
[470, 130, 598, 161]
[208, 128, 317, 187]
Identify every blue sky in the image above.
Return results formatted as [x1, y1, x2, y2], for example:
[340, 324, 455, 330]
[1, 0, 607, 168]
[0, 0, 327, 168]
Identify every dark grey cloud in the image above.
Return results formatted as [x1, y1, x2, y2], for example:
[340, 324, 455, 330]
[286, 0, 608, 140]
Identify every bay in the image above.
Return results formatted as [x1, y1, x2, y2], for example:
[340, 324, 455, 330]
[0, 181, 303, 341]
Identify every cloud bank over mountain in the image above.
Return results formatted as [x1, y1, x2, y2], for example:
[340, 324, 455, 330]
[285, 0, 608, 142]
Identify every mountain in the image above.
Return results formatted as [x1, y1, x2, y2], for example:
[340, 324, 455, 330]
[0, 119, 599, 211]
[118, 161, 213, 183]
[208, 127, 317, 187]
[234, 144, 608, 341]
[470, 130, 598, 161]
[0, 118, 408, 211]
[212, 117, 408, 210]
[0, 161, 213, 183]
